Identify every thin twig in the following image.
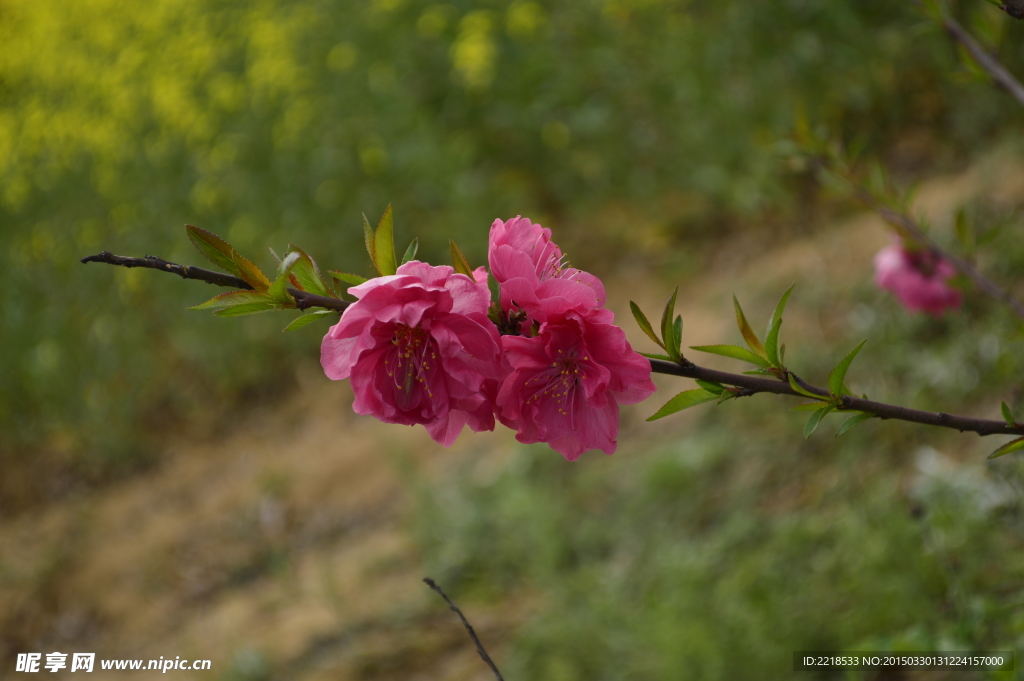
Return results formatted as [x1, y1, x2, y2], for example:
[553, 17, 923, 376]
[851, 189, 1024, 321]
[941, 12, 1024, 106]
[81, 251, 350, 313]
[650, 358, 1024, 437]
[82, 250, 1021, 438]
[423, 578, 504, 681]
[998, 1, 1024, 20]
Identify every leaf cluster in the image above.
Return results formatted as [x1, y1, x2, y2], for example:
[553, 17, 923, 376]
[185, 225, 340, 331]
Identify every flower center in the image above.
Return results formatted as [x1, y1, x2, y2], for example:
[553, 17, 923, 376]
[385, 324, 439, 410]
[525, 349, 589, 416]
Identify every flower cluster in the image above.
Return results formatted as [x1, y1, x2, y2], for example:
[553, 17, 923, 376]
[321, 217, 655, 459]
[874, 241, 962, 316]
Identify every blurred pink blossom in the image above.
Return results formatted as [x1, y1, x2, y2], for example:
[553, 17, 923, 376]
[320, 261, 503, 446]
[496, 301, 656, 460]
[874, 243, 963, 316]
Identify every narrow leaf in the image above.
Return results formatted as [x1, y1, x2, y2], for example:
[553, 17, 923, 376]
[287, 246, 332, 297]
[283, 310, 335, 331]
[1002, 401, 1017, 427]
[231, 251, 272, 292]
[188, 290, 276, 311]
[646, 389, 718, 421]
[330, 271, 369, 286]
[787, 373, 821, 399]
[631, 302, 666, 349]
[690, 344, 771, 368]
[268, 247, 283, 268]
[673, 316, 683, 358]
[268, 252, 301, 304]
[695, 380, 725, 395]
[213, 302, 279, 317]
[186, 225, 242, 276]
[804, 405, 833, 438]
[362, 213, 378, 273]
[401, 237, 419, 265]
[449, 239, 474, 277]
[660, 287, 679, 358]
[768, 284, 795, 335]
[836, 412, 873, 438]
[373, 204, 397, 276]
[765, 318, 784, 368]
[989, 437, 1024, 459]
[639, 352, 673, 361]
[828, 339, 867, 396]
[791, 401, 827, 412]
[734, 295, 767, 359]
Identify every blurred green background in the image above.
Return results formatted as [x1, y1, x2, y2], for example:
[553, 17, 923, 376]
[5, 0, 1024, 678]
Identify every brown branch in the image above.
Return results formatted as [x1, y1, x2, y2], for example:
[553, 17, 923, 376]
[995, 1, 1024, 21]
[423, 578, 504, 681]
[650, 358, 1024, 437]
[942, 12, 1024, 106]
[81, 251, 350, 313]
[82, 251, 1021, 438]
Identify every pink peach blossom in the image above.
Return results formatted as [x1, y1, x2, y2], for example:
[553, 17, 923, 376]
[874, 243, 962, 316]
[496, 301, 656, 460]
[320, 261, 503, 446]
[488, 216, 606, 327]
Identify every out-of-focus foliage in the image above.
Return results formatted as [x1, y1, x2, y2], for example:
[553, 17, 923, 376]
[1, 0, 1022, 482]
[416, 270, 1024, 680]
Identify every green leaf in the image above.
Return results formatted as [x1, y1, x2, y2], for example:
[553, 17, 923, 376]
[766, 284, 795, 338]
[329, 271, 368, 286]
[989, 437, 1024, 459]
[695, 380, 725, 395]
[362, 213, 378, 273]
[186, 225, 242, 276]
[646, 389, 719, 421]
[449, 239, 474, 277]
[1002, 401, 1017, 427]
[487, 271, 500, 302]
[791, 401, 826, 412]
[230, 250, 272, 292]
[188, 290, 275, 311]
[836, 412, 873, 438]
[734, 295, 767, 359]
[287, 246, 332, 297]
[690, 344, 771, 368]
[373, 204, 397, 276]
[787, 373, 821, 399]
[639, 352, 673, 361]
[764, 284, 794, 367]
[804, 405, 833, 438]
[401, 237, 419, 265]
[828, 339, 867, 396]
[673, 316, 683, 357]
[765, 318, 784, 368]
[267, 251, 301, 304]
[283, 309, 336, 331]
[631, 302, 665, 349]
[660, 287, 679, 359]
[214, 302, 279, 317]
